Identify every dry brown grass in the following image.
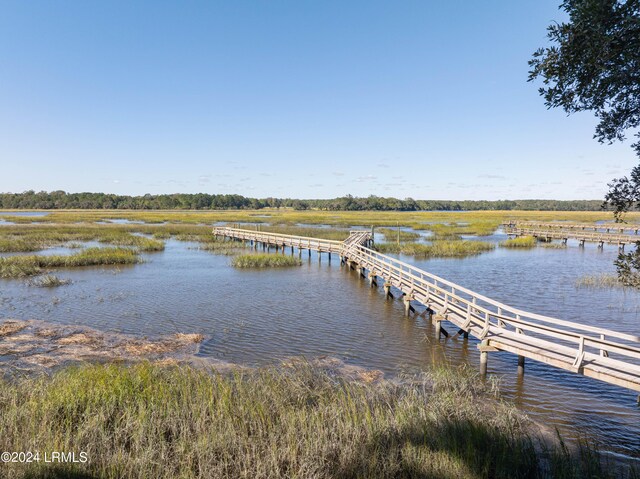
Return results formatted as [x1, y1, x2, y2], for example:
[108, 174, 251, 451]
[0, 321, 26, 337]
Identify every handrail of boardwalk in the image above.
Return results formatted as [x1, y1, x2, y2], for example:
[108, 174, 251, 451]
[213, 226, 372, 249]
[342, 242, 640, 391]
[212, 226, 349, 254]
[344, 243, 639, 341]
[214, 226, 640, 392]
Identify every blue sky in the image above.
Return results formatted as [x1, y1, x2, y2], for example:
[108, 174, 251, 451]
[0, 1, 634, 200]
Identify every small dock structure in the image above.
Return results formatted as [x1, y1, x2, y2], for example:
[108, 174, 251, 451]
[213, 226, 640, 399]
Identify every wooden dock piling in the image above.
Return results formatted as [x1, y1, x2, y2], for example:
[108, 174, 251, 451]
[518, 355, 525, 375]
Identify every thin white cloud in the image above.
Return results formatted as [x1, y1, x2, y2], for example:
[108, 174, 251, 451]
[355, 175, 377, 182]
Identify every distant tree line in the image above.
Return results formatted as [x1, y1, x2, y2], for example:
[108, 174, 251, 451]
[0, 191, 605, 211]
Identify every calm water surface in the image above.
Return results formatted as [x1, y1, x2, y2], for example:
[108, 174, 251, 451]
[0, 234, 639, 459]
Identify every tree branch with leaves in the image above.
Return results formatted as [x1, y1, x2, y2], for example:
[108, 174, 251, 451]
[530, 0, 640, 285]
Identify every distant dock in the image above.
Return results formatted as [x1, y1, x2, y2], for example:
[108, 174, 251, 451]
[503, 221, 640, 249]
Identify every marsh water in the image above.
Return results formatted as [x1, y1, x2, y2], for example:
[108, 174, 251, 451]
[1, 227, 639, 460]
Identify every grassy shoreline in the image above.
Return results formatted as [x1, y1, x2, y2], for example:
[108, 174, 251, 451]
[0, 361, 633, 479]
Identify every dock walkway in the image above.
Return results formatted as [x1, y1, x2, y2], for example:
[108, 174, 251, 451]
[213, 226, 640, 397]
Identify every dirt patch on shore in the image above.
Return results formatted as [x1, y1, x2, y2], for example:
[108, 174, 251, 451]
[0, 319, 388, 385]
[0, 319, 209, 372]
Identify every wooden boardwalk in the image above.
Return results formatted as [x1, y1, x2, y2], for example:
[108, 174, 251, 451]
[505, 220, 640, 235]
[503, 222, 639, 248]
[213, 227, 640, 398]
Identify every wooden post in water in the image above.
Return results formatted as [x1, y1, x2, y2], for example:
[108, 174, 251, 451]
[383, 282, 393, 300]
[432, 314, 449, 338]
[478, 340, 497, 375]
[518, 355, 525, 375]
[480, 350, 488, 375]
[434, 316, 442, 338]
[368, 270, 377, 288]
[403, 293, 414, 316]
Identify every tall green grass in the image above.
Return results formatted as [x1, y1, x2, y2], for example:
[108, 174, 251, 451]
[0, 247, 140, 278]
[0, 362, 632, 479]
[376, 240, 495, 258]
[231, 253, 302, 268]
[500, 236, 537, 248]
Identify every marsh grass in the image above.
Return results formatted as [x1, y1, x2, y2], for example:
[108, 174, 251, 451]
[415, 221, 502, 239]
[193, 238, 245, 255]
[27, 274, 71, 287]
[231, 253, 302, 268]
[0, 225, 165, 253]
[0, 238, 42, 253]
[101, 234, 165, 251]
[500, 236, 538, 248]
[378, 227, 421, 242]
[0, 247, 140, 278]
[376, 240, 495, 258]
[1, 209, 634, 229]
[0, 362, 631, 479]
[575, 274, 625, 289]
[0, 211, 635, 256]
